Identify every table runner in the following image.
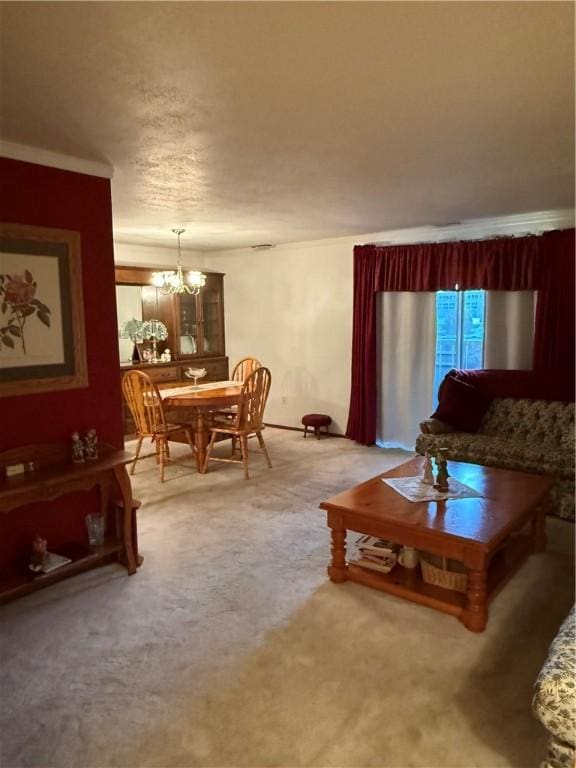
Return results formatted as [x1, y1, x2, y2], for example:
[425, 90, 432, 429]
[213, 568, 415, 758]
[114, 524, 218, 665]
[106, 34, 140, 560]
[159, 381, 238, 399]
[382, 476, 482, 502]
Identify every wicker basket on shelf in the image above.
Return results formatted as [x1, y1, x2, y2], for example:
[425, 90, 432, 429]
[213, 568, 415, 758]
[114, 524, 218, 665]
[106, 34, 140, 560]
[419, 552, 467, 593]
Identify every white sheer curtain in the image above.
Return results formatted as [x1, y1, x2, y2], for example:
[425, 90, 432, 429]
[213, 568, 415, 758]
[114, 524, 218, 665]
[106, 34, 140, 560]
[377, 292, 436, 450]
[484, 291, 535, 369]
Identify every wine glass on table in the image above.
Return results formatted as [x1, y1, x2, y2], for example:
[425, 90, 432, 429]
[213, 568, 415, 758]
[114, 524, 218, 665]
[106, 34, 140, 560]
[185, 367, 207, 390]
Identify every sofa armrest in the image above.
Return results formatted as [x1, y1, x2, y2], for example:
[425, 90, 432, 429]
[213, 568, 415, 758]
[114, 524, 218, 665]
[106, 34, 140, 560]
[533, 607, 576, 748]
[419, 418, 457, 435]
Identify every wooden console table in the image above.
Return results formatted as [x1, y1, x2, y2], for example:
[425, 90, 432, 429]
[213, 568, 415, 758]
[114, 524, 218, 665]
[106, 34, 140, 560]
[0, 443, 140, 604]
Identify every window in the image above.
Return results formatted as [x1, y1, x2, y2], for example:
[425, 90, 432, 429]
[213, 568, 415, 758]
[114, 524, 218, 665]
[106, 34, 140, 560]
[433, 289, 485, 399]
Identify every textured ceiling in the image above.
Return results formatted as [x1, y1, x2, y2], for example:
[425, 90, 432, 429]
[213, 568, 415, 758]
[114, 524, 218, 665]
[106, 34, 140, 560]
[1, 1, 574, 250]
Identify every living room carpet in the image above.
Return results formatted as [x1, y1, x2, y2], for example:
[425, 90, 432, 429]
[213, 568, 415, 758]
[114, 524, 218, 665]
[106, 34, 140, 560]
[1, 429, 573, 768]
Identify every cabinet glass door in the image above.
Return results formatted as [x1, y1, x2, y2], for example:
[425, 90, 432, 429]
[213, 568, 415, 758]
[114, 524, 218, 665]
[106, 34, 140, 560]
[179, 293, 199, 356]
[201, 277, 224, 355]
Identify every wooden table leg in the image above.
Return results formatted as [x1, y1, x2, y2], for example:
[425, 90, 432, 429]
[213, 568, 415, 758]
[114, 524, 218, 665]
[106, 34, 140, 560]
[112, 498, 144, 567]
[461, 568, 488, 632]
[194, 410, 210, 474]
[328, 526, 348, 583]
[130, 499, 144, 567]
[112, 464, 138, 575]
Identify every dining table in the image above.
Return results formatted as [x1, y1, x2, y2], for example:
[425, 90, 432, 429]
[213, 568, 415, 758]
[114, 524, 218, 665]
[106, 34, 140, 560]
[159, 380, 242, 473]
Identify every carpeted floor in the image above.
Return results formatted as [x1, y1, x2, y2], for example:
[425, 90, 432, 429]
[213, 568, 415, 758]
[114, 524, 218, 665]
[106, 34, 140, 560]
[1, 429, 574, 768]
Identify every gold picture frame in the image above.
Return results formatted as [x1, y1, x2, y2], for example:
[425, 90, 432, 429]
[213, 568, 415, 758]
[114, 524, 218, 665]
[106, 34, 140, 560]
[0, 223, 88, 396]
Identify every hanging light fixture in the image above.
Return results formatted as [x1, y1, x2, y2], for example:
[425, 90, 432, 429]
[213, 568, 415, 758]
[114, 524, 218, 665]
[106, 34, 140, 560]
[152, 229, 207, 295]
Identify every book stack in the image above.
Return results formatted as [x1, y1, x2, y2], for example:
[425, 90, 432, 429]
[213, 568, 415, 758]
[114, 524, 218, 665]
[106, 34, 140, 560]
[28, 552, 72, 575]
[350, 535, 399, 573]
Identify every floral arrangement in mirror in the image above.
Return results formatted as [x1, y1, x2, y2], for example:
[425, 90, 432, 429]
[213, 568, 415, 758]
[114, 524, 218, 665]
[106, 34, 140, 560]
[141, 319, 168, 363]
[119, 318, 144, 362]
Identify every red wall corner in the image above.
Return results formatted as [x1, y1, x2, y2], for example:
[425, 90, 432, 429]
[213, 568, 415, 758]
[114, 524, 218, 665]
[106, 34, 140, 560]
[0, 157, 124, 567]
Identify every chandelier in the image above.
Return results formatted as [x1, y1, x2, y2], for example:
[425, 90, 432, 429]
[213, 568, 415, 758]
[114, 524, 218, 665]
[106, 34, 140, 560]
[152, 228, 207, 295]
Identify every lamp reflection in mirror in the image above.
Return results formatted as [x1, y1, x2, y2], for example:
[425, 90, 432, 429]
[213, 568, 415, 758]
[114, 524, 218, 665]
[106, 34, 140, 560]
[152, 229, 207, 295]
[141, 319, 168, 364]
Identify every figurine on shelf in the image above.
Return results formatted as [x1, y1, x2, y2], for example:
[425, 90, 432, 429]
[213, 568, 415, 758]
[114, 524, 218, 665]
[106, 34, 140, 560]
[422, 451, 434, 485]
[71, 432, 85, 463]
[29, 534, 48, 572]
[434, 449, 450, 492]
[84, 429, 98, 461]
[161, 348, 172, 362]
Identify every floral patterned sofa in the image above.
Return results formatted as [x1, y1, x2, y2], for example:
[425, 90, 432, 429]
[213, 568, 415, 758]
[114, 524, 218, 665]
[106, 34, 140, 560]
[532, 607, 576, 768]
[415, 370, 575, 521]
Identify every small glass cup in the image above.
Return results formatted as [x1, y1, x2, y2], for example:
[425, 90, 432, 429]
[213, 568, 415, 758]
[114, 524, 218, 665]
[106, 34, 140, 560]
[85, 513, 106, 547]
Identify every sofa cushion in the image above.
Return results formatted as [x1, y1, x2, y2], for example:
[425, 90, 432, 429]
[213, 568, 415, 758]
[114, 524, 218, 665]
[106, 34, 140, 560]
[432, 376, 491, 432]
[415, 433, 574, 480]
[416, 394, 575, 522]
[533, 607, 576, 749]
[480, 398, 575, 449]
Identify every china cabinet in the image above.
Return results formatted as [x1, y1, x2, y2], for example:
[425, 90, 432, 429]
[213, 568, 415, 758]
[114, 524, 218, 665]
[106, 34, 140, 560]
[176, 273, 225, 358]
[115, 267, 228, 435]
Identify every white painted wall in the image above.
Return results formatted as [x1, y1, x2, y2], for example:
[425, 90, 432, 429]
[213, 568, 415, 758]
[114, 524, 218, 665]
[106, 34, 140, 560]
[206, 240, 354, 432]
[113, 241, 206, 269]
[204, 209, 574, 434]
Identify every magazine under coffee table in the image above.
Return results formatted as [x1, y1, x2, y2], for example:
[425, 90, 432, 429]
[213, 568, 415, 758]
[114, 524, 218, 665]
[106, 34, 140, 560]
[319, 456, 552, 632]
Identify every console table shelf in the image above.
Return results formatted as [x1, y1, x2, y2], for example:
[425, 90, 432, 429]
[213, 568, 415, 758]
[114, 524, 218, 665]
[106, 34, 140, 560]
[0, 443, 140, 604]
[0, 540, 125, 604]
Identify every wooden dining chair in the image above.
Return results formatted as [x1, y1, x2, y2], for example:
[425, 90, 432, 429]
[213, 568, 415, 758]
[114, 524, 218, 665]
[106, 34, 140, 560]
[231, 357, 262, 383]
[203, 366, 272, 479]
[214, 356, 262, 419]
[122, 370, 195, 483]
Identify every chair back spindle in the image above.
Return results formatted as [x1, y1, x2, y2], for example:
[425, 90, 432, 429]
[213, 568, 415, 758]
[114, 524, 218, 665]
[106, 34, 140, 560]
[122, 371, 166, 437]
[232, 357, 262, 384]
[236, 367, 271, 432]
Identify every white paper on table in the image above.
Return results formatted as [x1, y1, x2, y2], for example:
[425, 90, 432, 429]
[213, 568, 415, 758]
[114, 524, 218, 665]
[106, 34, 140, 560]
[382, 476, 482, 502]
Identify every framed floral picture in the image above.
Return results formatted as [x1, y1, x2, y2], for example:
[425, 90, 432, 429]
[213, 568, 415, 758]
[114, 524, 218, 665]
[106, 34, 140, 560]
[0, 223, 88, 396]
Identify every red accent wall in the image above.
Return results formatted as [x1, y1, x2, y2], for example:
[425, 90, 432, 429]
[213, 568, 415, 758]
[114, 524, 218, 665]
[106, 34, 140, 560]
[0, 157, 123, 568]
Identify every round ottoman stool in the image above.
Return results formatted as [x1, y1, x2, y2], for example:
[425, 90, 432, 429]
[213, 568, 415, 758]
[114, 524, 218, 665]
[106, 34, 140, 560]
[302, 413, 332, 439]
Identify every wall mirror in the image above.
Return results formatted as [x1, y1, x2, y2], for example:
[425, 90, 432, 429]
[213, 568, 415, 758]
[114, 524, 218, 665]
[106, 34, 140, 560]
[114, 266, 225, 363]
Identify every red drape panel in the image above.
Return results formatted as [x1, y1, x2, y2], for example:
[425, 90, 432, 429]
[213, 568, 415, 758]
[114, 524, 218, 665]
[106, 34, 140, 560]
[346, 234, 551, 445]
[533, 229, 576, 374]
[346, 246, 379, 444]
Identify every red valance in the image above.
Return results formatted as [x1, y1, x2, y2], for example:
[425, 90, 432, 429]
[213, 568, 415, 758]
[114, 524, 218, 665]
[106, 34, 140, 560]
[356, 235, 542, 293]
[346, 231, 575, 445]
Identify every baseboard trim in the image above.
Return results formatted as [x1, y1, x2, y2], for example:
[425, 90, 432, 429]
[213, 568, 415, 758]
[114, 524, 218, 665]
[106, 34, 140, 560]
[264, 422, 347, 438]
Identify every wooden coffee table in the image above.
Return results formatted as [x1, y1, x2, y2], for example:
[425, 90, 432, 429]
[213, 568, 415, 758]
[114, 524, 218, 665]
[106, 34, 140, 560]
[319, 456, 552, 632]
